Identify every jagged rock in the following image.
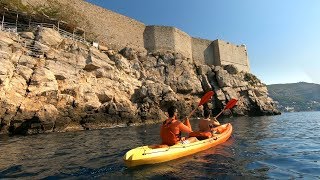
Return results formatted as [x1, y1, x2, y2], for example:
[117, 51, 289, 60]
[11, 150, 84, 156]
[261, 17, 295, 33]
[176, 70, 203, 94]
[19, 32, 35, 40]
[161, 53, 175, 65]
[94, 79, 115, 103]
[224, 64, 239, 74]
[57, 94, 75, 108]
[0, 97, 22, 125]
[34, 41, 50, 53]
[37, 27, 63, 47]
[222, 87, 239, 100]
[244, 72, 262, 85]
[173, 52, 184, 59]
[106, 49, 117, 56]
[54, 117, 72, 132]
[78, 83, 101, 110]
[18, 55, 37, 68]
[111, 54, 132, 74]
[53, 52, 87, 70]
[84, 50, 115, 71]
[89, 47, 115, 65]
[197, 65, 212, 75]
[84, 56, 105, 71]
[58, 38, 76, 51]
[213, 66, 222, 72]
[10, 50, 23, 64]
[94, 68, 106, 78]
[215, 68, 241, 88]
[130, 59, 142, 71]
[0, 32, 15, 45]
[0, 59, 14, 85]
[95, 90, 114, 103]
[216, 69, 231, 87]
[215, 88, 226, 101]
[166, 58, 202, 94]
[13, 98, 41, 121]
[200, 74, 212, 92]
[114, 96, 137, 118]
[44, 49, 59, 60]
[27, 67, 58, 97]
[9, 75, 28, 96]
[36, 104, 58, 122]
[254, 88, 266, 97]
[120, 47, 137, 60]
[46, 60, 78, 80]
[0, 48, 12, 60]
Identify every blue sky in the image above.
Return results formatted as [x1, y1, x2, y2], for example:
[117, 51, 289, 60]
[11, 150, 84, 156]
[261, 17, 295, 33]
[86, 0, 320, 85]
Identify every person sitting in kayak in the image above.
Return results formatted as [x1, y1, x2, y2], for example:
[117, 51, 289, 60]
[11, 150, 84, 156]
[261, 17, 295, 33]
[189, 107, 220, 140]
[199, 108, 220, 132]
[160, 106, 198, 146]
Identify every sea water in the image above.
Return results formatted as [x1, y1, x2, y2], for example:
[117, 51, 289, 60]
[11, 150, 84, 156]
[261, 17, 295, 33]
[0, 111, 319, 179]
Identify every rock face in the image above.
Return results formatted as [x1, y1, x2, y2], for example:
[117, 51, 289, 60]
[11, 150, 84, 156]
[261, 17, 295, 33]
[0, 29, 280, 135]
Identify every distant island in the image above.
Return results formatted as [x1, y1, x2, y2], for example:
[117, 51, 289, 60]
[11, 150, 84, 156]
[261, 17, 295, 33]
[267, 82, 320, 112]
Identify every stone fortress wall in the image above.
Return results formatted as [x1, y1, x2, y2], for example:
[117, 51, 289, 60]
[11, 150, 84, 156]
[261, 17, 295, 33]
[21, 0, 146, 51]
[213, 40, 250, 72]
[144, 26, 193, 59]
[21, 0, 250, 72]
[191, 37, 215, 66]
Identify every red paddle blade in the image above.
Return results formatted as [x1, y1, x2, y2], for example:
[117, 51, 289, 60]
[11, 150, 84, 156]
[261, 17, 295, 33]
[224, 99, 238, 110]
[198, 91, 214, 106]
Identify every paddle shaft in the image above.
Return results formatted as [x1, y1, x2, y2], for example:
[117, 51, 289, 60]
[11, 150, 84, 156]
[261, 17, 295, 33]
[214, 98, 238, 119]
[185, 91, 214, 121]
[186, 107, 197, 119]
[214, 110, 224, 119]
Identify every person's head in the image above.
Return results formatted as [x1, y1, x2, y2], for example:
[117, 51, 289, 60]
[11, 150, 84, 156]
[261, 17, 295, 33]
[204, 108, 211, 119]
[168, 106, 177, 118]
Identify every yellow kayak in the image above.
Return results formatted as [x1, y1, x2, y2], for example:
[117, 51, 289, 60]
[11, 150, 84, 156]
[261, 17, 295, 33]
[123, 123, 233, 167]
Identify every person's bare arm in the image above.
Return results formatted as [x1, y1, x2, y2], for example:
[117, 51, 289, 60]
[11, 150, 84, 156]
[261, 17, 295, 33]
[211, 118, 220, 126]
[178, 121, 192, 133]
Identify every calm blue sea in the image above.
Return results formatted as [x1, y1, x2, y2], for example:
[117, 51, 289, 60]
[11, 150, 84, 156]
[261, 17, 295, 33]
[0, 111, 319, 179]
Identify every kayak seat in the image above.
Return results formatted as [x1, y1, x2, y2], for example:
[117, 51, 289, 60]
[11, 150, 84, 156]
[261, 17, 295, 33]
[189, 131, 212, 140]
[212, 125, 228, 134]
[148, 144, 169, 149]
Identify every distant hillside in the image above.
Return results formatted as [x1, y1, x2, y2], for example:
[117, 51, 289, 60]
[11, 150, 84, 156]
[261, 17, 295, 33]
[267, 82, 320, 112]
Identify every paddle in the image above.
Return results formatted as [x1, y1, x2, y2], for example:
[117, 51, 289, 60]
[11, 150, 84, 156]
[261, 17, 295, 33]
[186, 91, 214, 120]
[214, 98, 238, 120]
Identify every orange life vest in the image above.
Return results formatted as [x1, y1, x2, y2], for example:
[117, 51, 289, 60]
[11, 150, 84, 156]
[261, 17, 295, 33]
[160, 116, 193, 146]
[160, 119, 181, 146]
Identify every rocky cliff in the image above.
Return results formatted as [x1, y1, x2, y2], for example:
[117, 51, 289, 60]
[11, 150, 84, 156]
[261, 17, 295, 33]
[0, 28, 280, 135]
